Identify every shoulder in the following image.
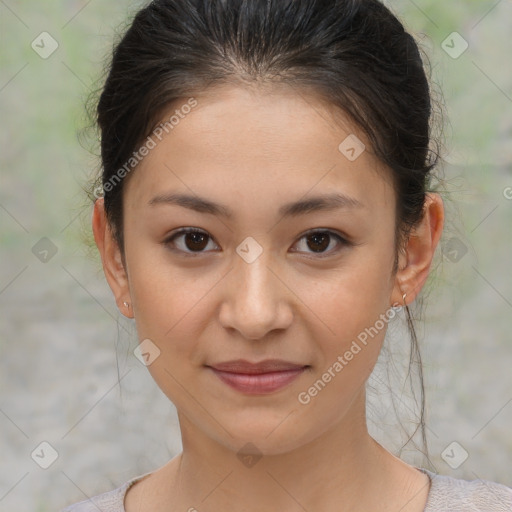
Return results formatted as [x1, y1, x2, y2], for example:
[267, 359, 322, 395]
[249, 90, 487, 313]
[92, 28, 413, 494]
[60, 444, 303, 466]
[59, 474, 147, 512]
[421, 468, 512, 512]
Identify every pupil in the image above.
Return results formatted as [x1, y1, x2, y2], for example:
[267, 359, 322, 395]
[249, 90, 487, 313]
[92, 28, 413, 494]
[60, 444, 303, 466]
[308, 233, 329, 252]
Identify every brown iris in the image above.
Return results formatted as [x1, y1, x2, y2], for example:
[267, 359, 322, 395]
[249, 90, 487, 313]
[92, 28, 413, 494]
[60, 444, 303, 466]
[183, 231, 209, 251]
[306, 232, 330, 253]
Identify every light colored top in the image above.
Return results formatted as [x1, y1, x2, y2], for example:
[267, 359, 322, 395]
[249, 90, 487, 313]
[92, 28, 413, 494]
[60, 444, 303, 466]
[60, 467, 512, 512]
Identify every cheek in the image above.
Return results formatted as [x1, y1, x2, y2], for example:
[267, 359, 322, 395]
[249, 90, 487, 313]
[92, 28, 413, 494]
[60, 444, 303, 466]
[291, 245, 396, 409]
[129, 262, 219, 347]
[294, 276, 395, 428]
[295, 246, 395, 349]
[124, 240, 189, 339]
[301, 278, 391, 387]
[126, 259, 217, 407]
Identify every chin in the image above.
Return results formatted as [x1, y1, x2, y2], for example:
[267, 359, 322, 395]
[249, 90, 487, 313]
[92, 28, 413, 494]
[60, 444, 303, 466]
[207, 413, 319, 458]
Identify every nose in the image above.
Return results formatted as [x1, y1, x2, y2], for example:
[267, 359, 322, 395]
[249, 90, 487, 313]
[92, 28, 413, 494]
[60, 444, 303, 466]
[218, 249, 294, 340]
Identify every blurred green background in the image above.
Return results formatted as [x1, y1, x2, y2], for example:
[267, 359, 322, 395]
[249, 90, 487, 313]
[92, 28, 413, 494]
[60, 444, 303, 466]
[1, 1, 511, 510]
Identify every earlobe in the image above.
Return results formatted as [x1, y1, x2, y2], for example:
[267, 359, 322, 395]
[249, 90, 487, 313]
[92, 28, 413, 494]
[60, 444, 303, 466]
[92, 198, 133, 318]
[391, 193, 444, 306]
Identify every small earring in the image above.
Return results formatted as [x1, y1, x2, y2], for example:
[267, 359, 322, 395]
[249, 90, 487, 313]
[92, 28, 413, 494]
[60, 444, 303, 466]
[402, 293, 407, 305]
[123, 301, 130, 308]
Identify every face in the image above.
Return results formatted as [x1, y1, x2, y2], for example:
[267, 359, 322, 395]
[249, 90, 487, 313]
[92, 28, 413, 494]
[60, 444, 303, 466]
[101, 84, 411, 455]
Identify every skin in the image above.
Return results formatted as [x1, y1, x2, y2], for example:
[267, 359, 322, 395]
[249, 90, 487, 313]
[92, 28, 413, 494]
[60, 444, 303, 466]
[93, 84, 444, 512]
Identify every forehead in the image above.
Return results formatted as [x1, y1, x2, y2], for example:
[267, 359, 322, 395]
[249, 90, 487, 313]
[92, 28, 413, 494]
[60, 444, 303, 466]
[124, 84, 395, 217]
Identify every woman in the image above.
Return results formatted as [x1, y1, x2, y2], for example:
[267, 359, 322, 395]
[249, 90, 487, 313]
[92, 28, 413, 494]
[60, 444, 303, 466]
[62, 0, 512, 510]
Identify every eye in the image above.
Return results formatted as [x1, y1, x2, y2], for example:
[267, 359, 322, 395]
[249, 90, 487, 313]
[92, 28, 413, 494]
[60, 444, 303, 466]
[291, 229, 351, 258]
[163, 227, 351, 258]
[163, 228, 219, 255]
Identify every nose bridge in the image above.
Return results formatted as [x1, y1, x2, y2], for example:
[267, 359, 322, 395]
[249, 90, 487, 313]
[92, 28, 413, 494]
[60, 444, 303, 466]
[239, 251, 275, 303]
[220, 244, 292, 339]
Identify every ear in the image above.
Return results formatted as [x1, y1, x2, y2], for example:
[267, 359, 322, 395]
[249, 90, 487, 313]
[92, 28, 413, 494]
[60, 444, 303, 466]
[92, 198, 133, 318]
[391, 193, 444, 306]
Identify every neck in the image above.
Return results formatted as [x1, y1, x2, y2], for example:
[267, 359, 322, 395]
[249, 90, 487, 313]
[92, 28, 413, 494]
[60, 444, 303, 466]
[165, 389, 414, 512]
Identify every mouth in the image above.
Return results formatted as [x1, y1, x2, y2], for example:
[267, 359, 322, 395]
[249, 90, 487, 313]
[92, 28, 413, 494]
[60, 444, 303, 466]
[206, 359, 310, 394]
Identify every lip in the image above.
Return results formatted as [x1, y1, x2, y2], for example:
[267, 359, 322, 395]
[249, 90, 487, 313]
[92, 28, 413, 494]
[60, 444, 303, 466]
[207, 359, 309, 394]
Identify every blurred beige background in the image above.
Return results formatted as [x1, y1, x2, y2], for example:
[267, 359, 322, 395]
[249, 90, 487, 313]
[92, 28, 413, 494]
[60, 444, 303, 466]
[0, 1, 511, 510]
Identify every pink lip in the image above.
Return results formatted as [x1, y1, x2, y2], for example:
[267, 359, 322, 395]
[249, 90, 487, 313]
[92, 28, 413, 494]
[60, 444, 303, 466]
[207, 359, 308, 394]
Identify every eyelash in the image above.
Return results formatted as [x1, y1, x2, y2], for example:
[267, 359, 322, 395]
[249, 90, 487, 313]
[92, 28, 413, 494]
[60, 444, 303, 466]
[163, 227, 352, 259]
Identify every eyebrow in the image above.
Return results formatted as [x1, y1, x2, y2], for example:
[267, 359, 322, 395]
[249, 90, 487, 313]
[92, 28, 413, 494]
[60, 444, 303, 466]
[148, 192, 364, 218]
